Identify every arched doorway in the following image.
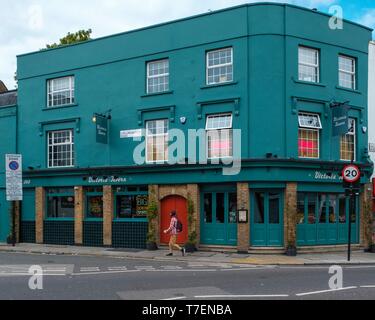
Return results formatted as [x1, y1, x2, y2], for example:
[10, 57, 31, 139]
[160, 195, 188, 245]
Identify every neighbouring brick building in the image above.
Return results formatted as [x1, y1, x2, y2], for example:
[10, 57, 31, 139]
[0, 3, 374, 253]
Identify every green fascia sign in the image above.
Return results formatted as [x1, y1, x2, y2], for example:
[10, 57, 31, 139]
[96, 115, 108, 144]
[332, 105, 349, 137]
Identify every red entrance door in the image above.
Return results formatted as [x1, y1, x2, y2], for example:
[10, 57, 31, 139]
[160, 196, 188, 245]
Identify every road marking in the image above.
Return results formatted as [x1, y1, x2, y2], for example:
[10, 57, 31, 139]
[162, 296, 187, 301]
[161, 266, 183, 270]
[194, 294, 289, 299]
[80, 267, 100, 272]
[296, 286, 357, 297]
[135, 266, 155, 270]
[360, 285, 375, 288]
[220, 267, 274, 272]
[346, 266, 375, 269]
[72, 270, 141, 276]
[108, 267, 128, 271]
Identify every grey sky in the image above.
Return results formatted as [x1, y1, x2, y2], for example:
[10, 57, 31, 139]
[0, 0, 372, 89]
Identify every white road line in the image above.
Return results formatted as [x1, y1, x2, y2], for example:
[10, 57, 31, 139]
[346, 266, 375, 269]
[80, 267, 100, 272]
[135, 266, 155, 270]
[360, 285, 375, 288]
[220, 267, 274, 272]
[296, 286, 357, 297]
[72, 270, 141, 276]
[161, 266, 183, 270]
[162, 296, 187, 301]
[195, 294, 289, 299]
[148, 269, 218, 272]
[108, 267, 128, 271]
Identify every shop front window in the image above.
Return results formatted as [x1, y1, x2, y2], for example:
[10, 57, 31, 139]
[116, 195, 148, 219]
[319, 195, 327, 223]
[269, 193, 280, 224]
[254, 193, 265, 224]
[297, 193, 305, 224]
[86, 187, 103, 219]
[216, 193, 225, 223]
[203, 193, 213, 223]
[46, 187, 75, 219]
[228, 193, 237, 224]
[339, 194, 346, 223]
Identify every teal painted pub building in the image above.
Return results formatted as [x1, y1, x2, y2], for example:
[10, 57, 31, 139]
[0, 3, 374, 252]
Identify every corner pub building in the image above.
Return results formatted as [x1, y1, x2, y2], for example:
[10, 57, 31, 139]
[0, 3, 374, 253]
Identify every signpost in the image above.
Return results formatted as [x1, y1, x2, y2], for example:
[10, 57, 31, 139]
[5, 154, 23, 247]
[342, 164, 361, 262]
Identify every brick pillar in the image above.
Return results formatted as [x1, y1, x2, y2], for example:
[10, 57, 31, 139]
[148, 185, 160, 245]
[14, 201, 20, 243]
[284, 183, 297, 249]
[35, 187, 45, 244]
[187, 184, 200, 248]
[237, 183, 250, 253]
[360, 183, 373, 248]
[74, 186, 84, 245]
[103, 185, 113, 247]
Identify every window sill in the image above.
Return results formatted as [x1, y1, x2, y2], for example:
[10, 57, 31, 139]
[336, 86, 361, 94]
[293, 78, 326, 87]
[141, 90, 174, 98]
[43, 103, 79, 111]
[201, 81, 238, 90]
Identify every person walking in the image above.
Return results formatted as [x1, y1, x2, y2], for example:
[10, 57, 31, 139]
[164, 211, 186, 257]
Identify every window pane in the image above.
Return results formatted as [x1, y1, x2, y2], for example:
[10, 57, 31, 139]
[254, 193, 265, 224]
[307, 194, 317, 224]
[297, 193, 305, 224]
[299, 129, 319, 159]
[269, 193, 280, 224]
[319, 194, 327, 223]
[47, 196, 75, 218]
[228, 193, 237, 224]
[216, 193, 225, 224]
[47, 76, 74, 107]
[48, 130, 74, 168]
[147, 59, 169, 94]
[339, 195, 346, 224]
[298, 47, 319, 83]
[207, 48, 233, 85]
[116, 195, 148, 219]
[328, 195, 337, 223]
[87, 196, 103, 219]
[204, 194, 212, 223]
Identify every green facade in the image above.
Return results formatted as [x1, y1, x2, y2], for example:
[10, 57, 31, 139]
[0, 3, 373, 248]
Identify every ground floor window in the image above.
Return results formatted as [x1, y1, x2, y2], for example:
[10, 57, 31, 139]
[297, 192, 359, 246]
[114, 186, 148, 219]
[85, 187, 103, 219]
[46, 188, 75, 219]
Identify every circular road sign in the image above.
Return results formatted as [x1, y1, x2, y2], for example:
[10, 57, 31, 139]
[342, 164, 361, 184]
[8, 161, 19, 171]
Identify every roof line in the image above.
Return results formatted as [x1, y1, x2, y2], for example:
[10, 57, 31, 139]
[17, 2, 373, 58]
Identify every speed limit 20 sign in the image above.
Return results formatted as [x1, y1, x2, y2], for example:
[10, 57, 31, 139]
[342, 164, 361, 184]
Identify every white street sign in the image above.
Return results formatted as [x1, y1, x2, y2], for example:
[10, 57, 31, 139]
[6, 154, 23, 201]
[120, 129, 143, 139]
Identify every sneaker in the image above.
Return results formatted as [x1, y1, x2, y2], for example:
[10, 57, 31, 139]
[166, 253, 173, 257]
[181, 248, 186, 257]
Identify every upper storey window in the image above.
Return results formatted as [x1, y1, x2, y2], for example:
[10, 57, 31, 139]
[147, 59, 169, 94]
[298, 113, 322, 159]
[206, 48, 233, 85]
[339, 55, 356, 90]
[47, 76, 75, 108]
[298, 46, 319, 83]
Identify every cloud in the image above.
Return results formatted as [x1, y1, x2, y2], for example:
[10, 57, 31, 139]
[358, 9, 375, 29]
[0, 0, 340, 89]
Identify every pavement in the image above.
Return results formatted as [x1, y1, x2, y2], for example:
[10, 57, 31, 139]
[0, 243, 374, 265]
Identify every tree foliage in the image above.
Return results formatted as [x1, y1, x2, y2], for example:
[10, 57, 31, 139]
[45, 29, 92, 49]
